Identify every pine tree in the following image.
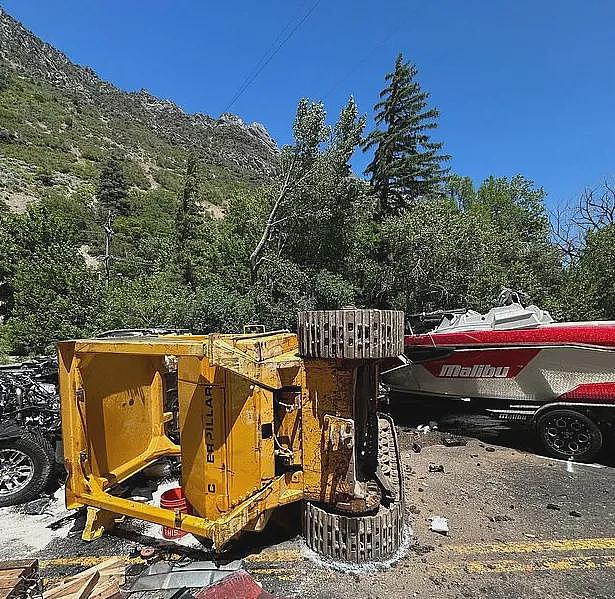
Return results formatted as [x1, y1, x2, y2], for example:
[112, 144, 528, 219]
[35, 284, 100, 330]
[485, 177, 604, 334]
[97, 155, 129, 217]
[363, 54, 449, 217]
[175, 153, 201, 290]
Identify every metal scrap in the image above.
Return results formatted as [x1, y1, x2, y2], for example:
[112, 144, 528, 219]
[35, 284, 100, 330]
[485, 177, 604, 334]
[129, 560, 243, 593]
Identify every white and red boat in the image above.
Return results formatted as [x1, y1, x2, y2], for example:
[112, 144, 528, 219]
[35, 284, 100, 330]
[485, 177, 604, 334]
[382, 298, 615, 461]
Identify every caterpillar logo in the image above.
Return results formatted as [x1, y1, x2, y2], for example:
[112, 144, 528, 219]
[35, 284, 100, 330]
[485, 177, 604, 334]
[438, 364, 510, 378]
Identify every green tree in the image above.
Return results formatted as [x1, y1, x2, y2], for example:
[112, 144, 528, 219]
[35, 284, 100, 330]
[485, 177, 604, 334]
[97, 155, 130, 216]
[559, 225, 615, 320]
[363, 53, 449, 217]
[0, 203, 16, 321]
[6, 206, 103, 354]
[466, 175, 562, 310]
[175, 154, 202, 290]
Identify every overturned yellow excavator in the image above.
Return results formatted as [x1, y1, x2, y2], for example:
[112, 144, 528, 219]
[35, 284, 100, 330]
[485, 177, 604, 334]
[58, 309, 405, 563]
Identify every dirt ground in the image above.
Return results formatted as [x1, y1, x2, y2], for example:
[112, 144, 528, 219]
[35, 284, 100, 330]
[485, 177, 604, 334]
[2, 405, 614, 599]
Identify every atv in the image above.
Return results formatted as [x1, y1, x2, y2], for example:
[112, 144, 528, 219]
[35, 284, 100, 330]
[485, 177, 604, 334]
[0, 358, 62, 507]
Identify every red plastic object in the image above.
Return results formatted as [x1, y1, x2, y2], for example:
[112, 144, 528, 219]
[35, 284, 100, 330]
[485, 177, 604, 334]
[159, 487, 191, 539]
[194, 570, 285, 599]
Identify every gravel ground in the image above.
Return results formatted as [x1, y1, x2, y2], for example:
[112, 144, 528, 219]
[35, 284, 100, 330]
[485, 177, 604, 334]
[1, 407, 614, 598]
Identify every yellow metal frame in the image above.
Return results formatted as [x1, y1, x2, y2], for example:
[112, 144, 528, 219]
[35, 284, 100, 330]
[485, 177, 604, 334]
[58, 333, 311, 548]
[59, 330, 368, 548]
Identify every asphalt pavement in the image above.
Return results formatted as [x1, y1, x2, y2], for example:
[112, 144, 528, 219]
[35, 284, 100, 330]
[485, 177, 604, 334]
[1, 407, 614, 599]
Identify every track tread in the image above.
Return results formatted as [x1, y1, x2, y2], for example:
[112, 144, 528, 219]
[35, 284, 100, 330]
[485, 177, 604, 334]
[303, 415, 405, 563]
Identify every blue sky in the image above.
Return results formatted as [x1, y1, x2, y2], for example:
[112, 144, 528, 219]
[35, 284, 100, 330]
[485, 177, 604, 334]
[3, 0, 614, 206]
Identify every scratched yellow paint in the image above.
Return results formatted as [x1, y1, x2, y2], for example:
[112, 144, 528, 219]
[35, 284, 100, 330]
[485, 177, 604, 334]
[449, 537, 615, 556]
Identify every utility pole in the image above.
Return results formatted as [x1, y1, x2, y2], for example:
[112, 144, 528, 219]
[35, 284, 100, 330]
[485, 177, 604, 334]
[102, 210, 114, 286]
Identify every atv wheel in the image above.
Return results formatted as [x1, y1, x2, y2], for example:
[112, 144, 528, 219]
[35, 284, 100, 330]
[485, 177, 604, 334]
[0, 434, 54, 507]
[537, 409, 602, 462]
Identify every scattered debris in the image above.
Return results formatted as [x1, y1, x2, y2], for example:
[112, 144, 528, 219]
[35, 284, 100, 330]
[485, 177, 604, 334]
[18, 496, 53, 516]
[408, 542, 435, 556]
[428, 516, 449, 535]
[488, 514, 513, 522]
[428, 463, 445, 473]
[0, 559, 38, 599]
[139, 546, 157, 560]
[442, 435, 467, 447]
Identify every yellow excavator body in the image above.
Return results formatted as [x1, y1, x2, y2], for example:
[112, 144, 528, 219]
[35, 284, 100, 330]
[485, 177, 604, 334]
[58, 310, 405, 562]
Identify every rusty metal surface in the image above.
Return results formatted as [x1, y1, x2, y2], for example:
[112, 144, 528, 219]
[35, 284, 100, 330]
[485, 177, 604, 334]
[297, 309, 404, 359]
[303, 414, 405, 563]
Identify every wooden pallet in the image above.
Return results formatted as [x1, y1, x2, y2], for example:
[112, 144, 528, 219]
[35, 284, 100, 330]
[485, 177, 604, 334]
[43, 557, 124, 599]
[0, 560, 38, 599]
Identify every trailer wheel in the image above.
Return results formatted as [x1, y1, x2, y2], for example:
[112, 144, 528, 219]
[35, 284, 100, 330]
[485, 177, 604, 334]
[536, 409, 602, 462]
[0, 434, 54, 507]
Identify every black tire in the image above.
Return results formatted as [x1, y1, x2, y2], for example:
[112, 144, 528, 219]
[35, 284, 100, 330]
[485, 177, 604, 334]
[537, 409, 603, 462]
[0, 434, 54, 507]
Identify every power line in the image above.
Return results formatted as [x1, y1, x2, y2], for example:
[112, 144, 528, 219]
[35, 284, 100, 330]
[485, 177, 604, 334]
[221, 0, 322, 114]
[222, 12, 298, 112]
[322, 25, 401, 104]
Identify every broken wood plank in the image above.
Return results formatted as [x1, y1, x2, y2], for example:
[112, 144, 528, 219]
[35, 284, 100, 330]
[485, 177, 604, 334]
[44, 570, 103, 599]
[88, 576, 121, 599]
[64, 572, 99, 599]
[43, 557, 125, 599]
[44, 556, 125, 594]
[0, 561, 37, 573]
[0, 559, 38, 599]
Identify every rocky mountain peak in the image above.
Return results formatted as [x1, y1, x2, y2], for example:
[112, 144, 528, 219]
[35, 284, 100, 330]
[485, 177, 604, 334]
[0, 6, 278, 177]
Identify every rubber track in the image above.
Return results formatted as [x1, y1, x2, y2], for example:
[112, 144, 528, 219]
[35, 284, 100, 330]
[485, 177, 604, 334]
[297, 309, 404, 359]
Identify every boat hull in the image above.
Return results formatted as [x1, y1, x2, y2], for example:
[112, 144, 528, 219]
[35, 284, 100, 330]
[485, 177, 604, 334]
[383, 344, 615, 406]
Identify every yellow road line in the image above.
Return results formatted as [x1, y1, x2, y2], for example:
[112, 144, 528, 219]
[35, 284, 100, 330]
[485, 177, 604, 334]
[448, 537, 615, 556]
[245, 549, 303, 563]
[249, 566, 298, 579]
[37, 536, 615, 576]
[40, 555, 143, 567]
[434, 553, 615, 574]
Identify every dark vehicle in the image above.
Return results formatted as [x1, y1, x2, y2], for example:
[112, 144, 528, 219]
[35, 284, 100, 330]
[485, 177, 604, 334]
[0, 358, 62, 506]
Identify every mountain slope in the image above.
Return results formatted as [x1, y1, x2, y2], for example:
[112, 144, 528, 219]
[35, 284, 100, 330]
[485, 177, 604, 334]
[0, 6, 278, 211]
